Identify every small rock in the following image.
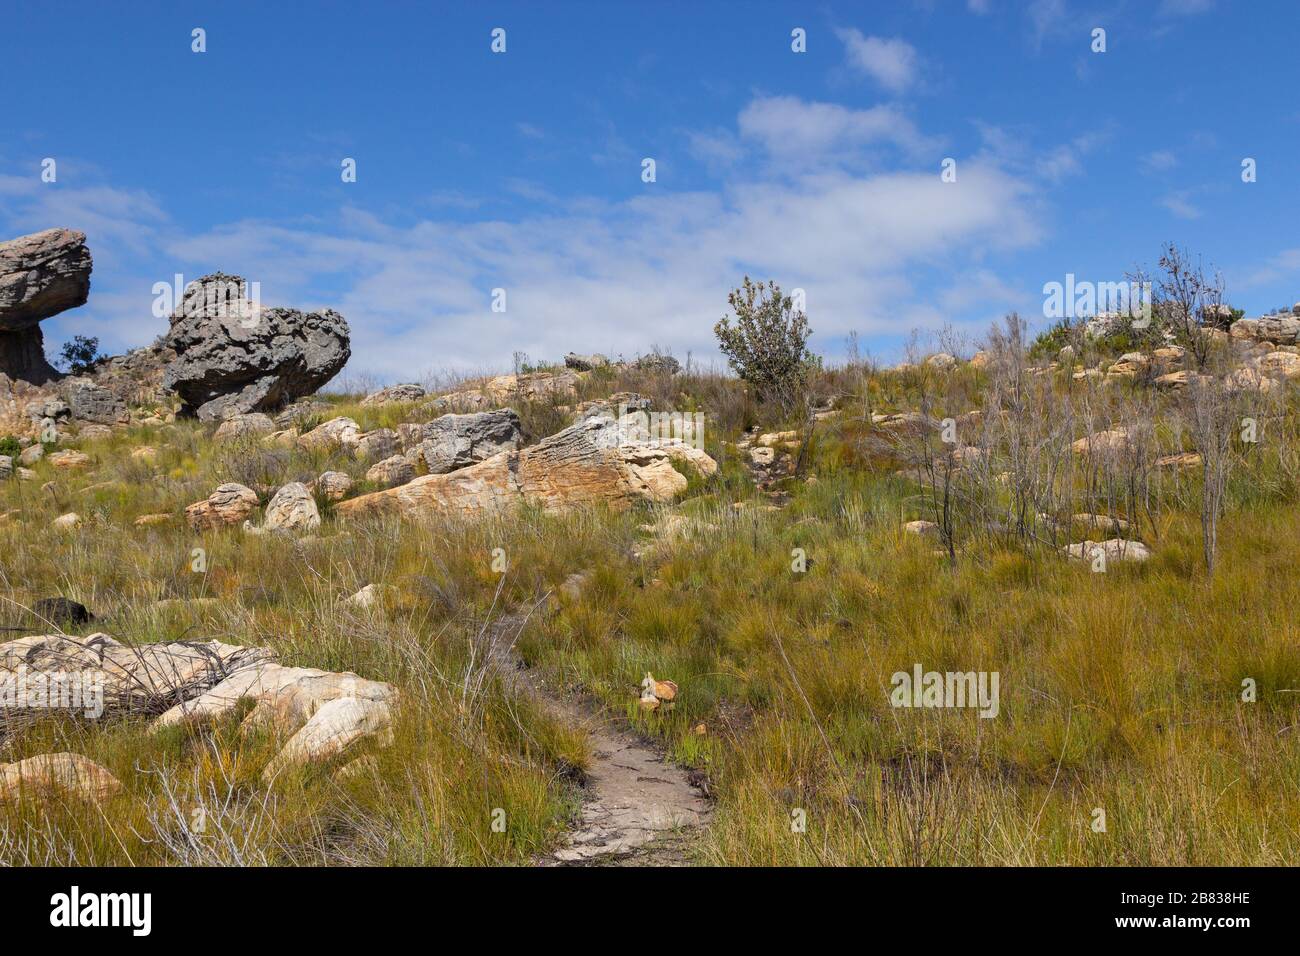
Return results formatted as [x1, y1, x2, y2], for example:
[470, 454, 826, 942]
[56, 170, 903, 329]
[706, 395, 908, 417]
[366, 455, 415, 488]
[1063, 539, 1151, 563]
[261, 482, 321, 533]
[47, 450, 90, 469]
[0, 753, 121, 804]
[32, 597, 94, 626]
[51, 512, 81, 530]
[214, 412, 275, 441]
[360, 383, 426, 406]
[186, 483, 259, 531]
[314, 471, 354, 502]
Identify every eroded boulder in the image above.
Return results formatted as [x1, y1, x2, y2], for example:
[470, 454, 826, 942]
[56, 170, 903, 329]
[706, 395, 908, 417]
[337, 412, 716, 520]
[162, 274, 350, 421]
[0, 229, 93, 385]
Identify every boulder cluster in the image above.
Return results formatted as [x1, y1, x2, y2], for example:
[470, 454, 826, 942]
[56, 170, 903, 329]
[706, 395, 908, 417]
[0, 228, 351, 438]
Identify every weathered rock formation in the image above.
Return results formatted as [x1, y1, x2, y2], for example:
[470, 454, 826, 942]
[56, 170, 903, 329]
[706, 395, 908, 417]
[258, 482, 320, 533]
[337, 412, 716, 519]
[162, 274, 350, 421]
[0, 229, 93, 384]
[186, 482, 259, 531]
[402, 409, 522, 474]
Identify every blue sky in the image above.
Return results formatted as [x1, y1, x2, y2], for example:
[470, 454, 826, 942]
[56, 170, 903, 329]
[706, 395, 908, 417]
[3, 0, 1299, 382]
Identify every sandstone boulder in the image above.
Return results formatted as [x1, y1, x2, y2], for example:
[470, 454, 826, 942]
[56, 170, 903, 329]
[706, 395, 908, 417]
[354, 428, 399, 462]
[336, 412, 716, 520]
[214, 412, 275, 441]
[1071, 429, 1131, 456]
[260, 482, 320, 533]
[48, 450, 90, 469]
[153, 661, 396, 730]
[366, 455, 415, 488]
[0, 753, 120, 804]
[298, 416, 361, 452]
[0, 632, 274, 714]
[186, 482, 258, 531]
[314, 471, 353, 502]
[262, 697, 394, 780]
[1063, 538, 1151, 563]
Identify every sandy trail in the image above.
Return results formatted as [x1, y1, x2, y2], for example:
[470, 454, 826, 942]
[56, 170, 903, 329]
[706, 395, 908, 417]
[479, 600, 711, 866]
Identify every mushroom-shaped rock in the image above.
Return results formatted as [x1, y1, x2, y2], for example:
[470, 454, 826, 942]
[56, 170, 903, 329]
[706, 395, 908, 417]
[0, 229, 93, 384]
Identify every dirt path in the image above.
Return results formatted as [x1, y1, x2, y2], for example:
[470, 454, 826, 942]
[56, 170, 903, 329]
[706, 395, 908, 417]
[479, 598, 712, 867]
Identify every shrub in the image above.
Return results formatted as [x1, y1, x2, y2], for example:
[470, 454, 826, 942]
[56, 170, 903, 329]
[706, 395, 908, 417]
[58, 335, 103, 374]
[714, 277, 815, 415]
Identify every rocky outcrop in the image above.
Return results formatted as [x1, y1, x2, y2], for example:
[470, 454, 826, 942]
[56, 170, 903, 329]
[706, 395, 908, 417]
[337, 412, 716, 520]
[434, 369, 580, 411]
[403, 409, 522, 474]
[0, 229, 93, 384]
[162, 274, 350, 421]
[633, 354, 681, 374]
[0, 632, 275, 714]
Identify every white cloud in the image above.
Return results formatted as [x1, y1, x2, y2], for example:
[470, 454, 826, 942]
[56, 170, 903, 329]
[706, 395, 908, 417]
[2, 98, 1043, 381]
[835, 28, 920, 93]
[1027, 0, 1068, 51]
[737, 96, 933, 169]
[1159, 192, 1201, 220]
[1140, 150, 1178, 173]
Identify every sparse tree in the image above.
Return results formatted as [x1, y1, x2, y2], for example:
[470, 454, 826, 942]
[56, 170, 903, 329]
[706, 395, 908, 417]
[1151, 243, 1225, 371]
[715, 277, 814, 415]
[57, 335, 102, 374]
